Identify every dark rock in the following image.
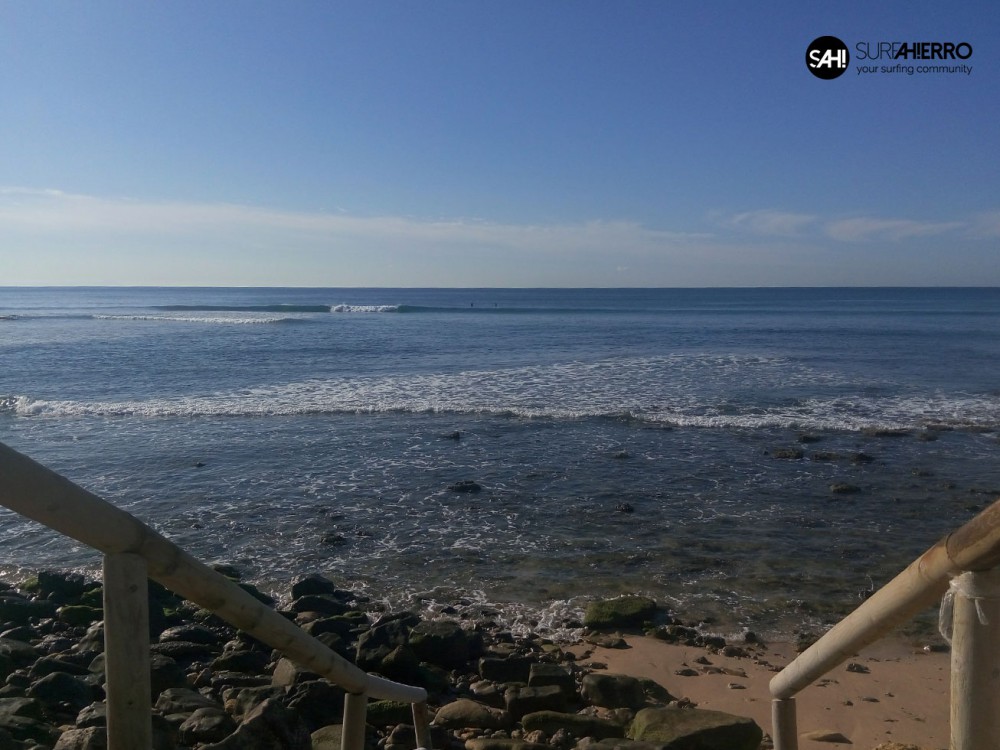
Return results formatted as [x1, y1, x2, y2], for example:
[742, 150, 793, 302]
[290, 594, 349, 617]
[464, 740, 547, 750]
[830, 483, 862, 495]
[154, 687, 222, 715]
[200, 698, 311, 750]
[409, 620, 475, 669]
[432, 699, 510, 730]
[150, 641, 216, 662]
[237, 583, 275, 607]
[584, 597, 658, 630]
[178, 707, 237, 745]
[286, 679, 345, 731]
[290, 574, 340, 601]
[0, 711, 59, 746]
[366, 700, 412, 727]
[521, 710, 625, 740]
[528, 663, 575, 693]
[159, 624, 223, 646]
[303, 615, 360, 640]
[0, 627, 36, 643]
[211, 649, 271, 674]
[581, 673, 646, 710]
[378, 644, 422, 683]
[470, 680, 506, 708]
[627, 706, 763, 750]
[36, 571, 90, 604]
[271, 657, 322, 688]
[228, 685, 285, 720]
[0, 640, 38, 670]
[355, 617, 414, 672]
[75, 701, 106, 728]
[30, 655, 91, 680]
[27, 672, 99, 716]
[479, 656, 533, 683]
[0, 697, 44, 722]
[449, 480, 482, 493]
[52, 726, 107, 749]
[0, 596, 56, 625]
[57, 606, 102, 627]
[505, 685, 568, 720]
[769, 448, 804, 460]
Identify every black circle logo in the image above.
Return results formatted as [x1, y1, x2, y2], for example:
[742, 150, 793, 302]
[806, 36, 850, 79]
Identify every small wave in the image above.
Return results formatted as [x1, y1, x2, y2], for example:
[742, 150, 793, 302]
[0, 314, 19, 321]
[156, 304, 332, 313]
[331, 304, 400, 313]
[94, 314, 303, 325]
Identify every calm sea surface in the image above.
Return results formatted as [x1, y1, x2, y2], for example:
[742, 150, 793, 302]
[2, 287, 999, 639]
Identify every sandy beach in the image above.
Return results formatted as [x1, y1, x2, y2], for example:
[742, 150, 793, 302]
[573, 634, 950, 749]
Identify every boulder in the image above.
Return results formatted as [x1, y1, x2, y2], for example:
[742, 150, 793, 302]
[581, 673, 646, 710]
[479, 655, 533, 683]
[627, 706, 762, 750]
[465, 741, 547, 750]
[432, 699, 511, 730]
[289, 595, 349, 616]
[154, 687, 222, 715]
[528, 663, 575, 693]
[290, 574, 340, 600]
[27, 672, 99, 716]
[505, 685, 568, 719]
[36, 571, 91, 603]
[409, 620, 475, 668]
[584, 597, 657, 630]
[200, 698, 310, 750]
[178, 707, 237, 745]
[159, 624, 223, 645]
[53, 727, 107, 750]
[286, 679, 346, 731]
[521, 710, 624, 740]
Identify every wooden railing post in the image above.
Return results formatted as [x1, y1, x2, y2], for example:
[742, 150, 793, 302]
[103, 552, 152, 750]
[949, 569, 1000, 750]
[770, 697, 798, 750]
[412, 700, 433, 749]
[342, 691, 368, 750]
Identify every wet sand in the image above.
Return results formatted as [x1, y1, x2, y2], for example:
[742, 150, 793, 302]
[573, 635, 950, 749]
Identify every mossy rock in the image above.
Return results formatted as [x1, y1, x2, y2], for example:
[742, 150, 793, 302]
[56, 605, 103, 627]
[584, 596, 658, 630]
[628, 706, 762, 750]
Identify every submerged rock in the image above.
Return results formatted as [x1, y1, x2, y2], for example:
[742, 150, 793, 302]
[584, 596, 658, 630]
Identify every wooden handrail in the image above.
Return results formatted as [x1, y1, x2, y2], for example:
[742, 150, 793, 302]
[0, 442, 428, 725]
[769, 496, 1000, 750]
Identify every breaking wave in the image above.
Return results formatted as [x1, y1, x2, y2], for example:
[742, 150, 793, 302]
[6, 354, 999, 432]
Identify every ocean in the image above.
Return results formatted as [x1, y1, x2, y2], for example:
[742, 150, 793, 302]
[2, 287, 999, 640]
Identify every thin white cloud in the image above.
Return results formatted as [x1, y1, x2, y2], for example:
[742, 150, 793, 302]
[824, 216, 964, 242]
[727, 209, 817, 237]
[0, 186, 708, 254]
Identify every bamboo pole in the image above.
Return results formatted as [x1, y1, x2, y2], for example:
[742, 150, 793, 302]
[949, 570, 1000, 750]
[103, 552, 152, 750]
[770, 496, 1000, 701]
[0, 442, 427, 705]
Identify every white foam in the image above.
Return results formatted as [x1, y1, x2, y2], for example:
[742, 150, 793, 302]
[94, 314, 295, 325]
[330, 304, 399, 313]
[9, 355, 999, 431]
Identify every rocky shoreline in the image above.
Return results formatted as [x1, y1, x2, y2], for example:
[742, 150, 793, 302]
[0, 568, 775, 750]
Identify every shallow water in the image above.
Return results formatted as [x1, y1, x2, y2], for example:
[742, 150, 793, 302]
[2, 287, 998, 639]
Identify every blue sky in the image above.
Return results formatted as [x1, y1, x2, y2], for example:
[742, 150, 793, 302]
[1, 1, 997, 286]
